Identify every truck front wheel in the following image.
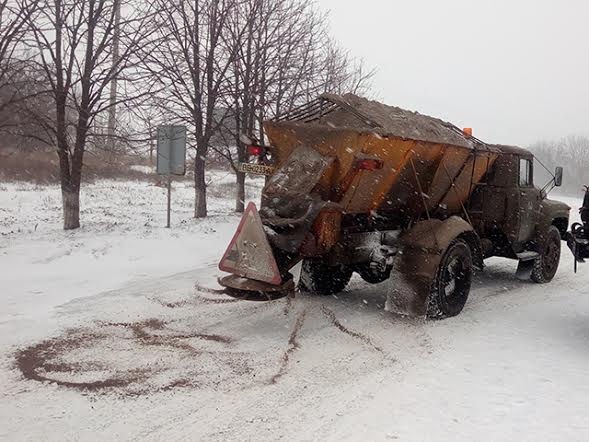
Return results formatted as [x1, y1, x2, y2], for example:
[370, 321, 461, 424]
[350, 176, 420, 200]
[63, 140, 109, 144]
[427, 239, 473, 319]
[531, 226, 561, 283]
[298, 259, 352, 296]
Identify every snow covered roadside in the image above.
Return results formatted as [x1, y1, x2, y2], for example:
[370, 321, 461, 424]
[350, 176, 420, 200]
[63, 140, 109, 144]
[0, 173, 255, 334]
[1, 181, 589, 441]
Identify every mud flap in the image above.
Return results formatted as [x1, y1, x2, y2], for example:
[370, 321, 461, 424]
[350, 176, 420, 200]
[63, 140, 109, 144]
[515, 260, 535, 280]
[385, 274, 430, 317]
[385, 250, 441, 317]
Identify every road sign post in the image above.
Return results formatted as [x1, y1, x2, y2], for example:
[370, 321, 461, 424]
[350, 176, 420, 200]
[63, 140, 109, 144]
[166, 175, 172, 228]
[157, 125, 187, 228]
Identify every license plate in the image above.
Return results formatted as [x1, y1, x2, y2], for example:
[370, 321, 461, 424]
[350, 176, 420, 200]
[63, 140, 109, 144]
[237, 162, 275, 176]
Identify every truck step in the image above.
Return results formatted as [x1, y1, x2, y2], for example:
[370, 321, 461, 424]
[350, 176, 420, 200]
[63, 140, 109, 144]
[516, 251, 540, 261]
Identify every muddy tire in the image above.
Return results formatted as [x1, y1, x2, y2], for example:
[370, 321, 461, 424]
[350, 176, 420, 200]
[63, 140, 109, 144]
[427, 239, 473, 319]
[355, 264, 391, 284]
[298, 259, 352, 296]
[531, 226, 561, 283]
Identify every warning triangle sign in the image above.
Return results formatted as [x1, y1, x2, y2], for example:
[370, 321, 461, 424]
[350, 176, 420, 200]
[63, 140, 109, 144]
[218, 202, 282, 285]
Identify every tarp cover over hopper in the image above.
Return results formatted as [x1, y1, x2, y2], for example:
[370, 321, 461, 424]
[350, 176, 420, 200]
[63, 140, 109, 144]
[220, 93, 501, 316]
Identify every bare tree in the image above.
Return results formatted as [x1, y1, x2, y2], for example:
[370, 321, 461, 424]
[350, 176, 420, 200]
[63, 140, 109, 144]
[320, 42, 374, 96]
[133, 104, 164, 165]
[140, 0, 374, 216]
[26, 0, 157, 229]
[222, 0, 263, 213]
[0, 0, 39, 118]
[218, 0, 374, 212]
[147, 0, 248, 218]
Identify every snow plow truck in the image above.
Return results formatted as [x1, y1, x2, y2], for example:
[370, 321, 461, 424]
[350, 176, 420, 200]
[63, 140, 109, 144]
[218, 93, 572, 319]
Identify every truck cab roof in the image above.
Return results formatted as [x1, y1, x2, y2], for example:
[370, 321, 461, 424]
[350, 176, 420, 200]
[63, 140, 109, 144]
[492, 144, 534, 158]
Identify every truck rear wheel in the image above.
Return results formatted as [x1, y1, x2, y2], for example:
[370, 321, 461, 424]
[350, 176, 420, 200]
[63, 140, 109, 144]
[427, 239, 473, 319]
[531, 226, 561, 283]
[298, 259, 352, 296]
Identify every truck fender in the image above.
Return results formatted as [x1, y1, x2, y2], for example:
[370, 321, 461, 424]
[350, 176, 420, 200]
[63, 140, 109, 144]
[401, 216, 482, 267]
[535, 200, 571, 243]
[388, 216, 481, 317]
[536, 217, 569, 243]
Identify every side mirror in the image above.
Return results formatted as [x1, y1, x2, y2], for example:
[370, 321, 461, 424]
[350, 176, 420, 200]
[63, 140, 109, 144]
[555, 166, 563, 187]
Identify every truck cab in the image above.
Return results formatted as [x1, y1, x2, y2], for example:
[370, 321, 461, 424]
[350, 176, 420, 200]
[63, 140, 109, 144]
[469, 145, 570, 278]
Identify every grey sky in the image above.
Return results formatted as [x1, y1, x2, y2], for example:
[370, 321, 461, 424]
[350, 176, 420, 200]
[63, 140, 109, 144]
[317, 0, 589, 146]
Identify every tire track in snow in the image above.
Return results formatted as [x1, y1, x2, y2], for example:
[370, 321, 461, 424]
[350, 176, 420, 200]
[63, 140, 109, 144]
[268, 307, 307, 384]
[320, 305, 389, 357]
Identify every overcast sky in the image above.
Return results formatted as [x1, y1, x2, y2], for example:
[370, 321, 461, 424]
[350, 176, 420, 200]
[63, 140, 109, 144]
[317, 0, 589, 146]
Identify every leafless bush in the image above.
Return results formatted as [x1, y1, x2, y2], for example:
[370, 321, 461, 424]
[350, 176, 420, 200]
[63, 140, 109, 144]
[0, 149, 158, 184]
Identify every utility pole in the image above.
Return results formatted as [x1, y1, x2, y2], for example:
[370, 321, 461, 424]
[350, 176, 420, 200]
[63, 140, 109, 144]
[107, 0, 121, 155]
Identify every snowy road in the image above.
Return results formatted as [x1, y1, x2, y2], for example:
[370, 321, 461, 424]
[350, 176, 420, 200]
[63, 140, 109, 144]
[1, 181, 589, 441]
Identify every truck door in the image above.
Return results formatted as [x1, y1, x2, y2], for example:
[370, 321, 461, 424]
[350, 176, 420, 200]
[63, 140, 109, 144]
[517, 157, 540, 243]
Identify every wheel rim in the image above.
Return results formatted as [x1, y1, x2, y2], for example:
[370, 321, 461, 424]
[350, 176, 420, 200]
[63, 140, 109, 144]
[441, 254, 471, 308]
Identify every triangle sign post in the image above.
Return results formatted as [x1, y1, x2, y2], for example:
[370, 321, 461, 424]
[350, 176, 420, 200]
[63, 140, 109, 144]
[219, 202, 282, 285]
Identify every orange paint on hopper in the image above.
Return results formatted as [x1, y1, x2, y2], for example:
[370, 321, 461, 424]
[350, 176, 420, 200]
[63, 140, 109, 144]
[264, 95, 497, 218]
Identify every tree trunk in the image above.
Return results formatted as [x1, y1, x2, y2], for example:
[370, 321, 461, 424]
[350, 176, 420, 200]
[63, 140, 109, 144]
[236, 170, 245, 213]
[62, 186, 80, 230]
[194, 155, 207, 218]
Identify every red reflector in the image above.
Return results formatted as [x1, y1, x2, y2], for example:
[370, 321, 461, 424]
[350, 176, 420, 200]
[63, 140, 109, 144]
[355, 159, 383, 171]
[248, 145, 263, 156]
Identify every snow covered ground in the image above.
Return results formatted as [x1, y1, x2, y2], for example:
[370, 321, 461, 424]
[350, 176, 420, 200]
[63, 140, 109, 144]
[1, 176, 589, 441]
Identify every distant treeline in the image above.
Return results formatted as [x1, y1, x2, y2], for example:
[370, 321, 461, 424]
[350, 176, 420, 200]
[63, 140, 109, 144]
[529, 135, 589, 196]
